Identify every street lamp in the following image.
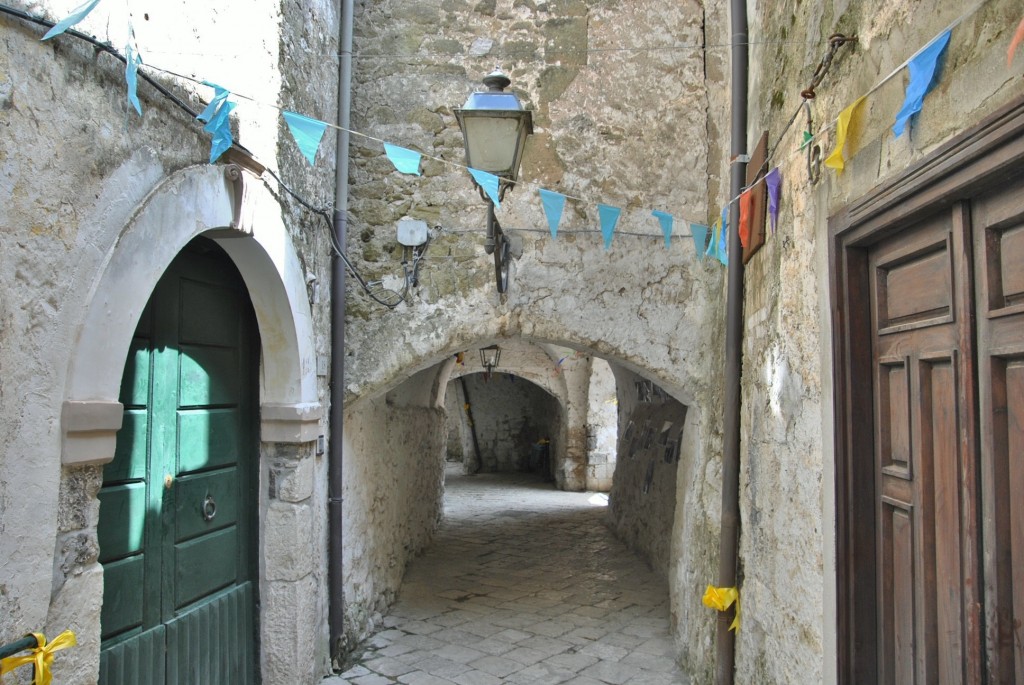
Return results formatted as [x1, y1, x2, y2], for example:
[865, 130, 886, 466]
[479, 345, 502, 379]
[454, 69, 533, 293]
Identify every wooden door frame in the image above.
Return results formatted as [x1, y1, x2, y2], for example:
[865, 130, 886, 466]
[829, 94, 1024, 683]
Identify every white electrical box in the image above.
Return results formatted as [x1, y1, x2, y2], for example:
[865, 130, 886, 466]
[397, 218, 428, 246]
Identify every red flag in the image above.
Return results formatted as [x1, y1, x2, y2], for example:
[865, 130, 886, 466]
[1009, 16, 1024, 67]
[738, 190, 754, 249]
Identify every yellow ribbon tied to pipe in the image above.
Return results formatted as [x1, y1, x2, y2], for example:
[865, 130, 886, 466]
[702, 585, 740, 632]
[0, 631, 77, 685]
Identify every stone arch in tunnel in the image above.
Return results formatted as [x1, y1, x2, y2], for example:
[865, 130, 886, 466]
[341, 301, 720, 650]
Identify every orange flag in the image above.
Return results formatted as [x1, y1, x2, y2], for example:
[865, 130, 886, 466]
[1009, 16, 1024, 67]
[825, 96, 866, 172]
[738, 189, 754, 249]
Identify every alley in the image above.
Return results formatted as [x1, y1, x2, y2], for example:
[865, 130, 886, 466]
[328, 466, 687, 685]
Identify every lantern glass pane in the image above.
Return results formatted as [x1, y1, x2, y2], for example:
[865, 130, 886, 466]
[464, 117, 521, 174]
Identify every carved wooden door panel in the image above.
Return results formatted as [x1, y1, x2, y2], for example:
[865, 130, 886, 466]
[867, 209, 974, 684]
[972, 178, 1024, 684]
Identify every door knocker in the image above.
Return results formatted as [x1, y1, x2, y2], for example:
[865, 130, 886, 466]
[201, 493, 217, 522]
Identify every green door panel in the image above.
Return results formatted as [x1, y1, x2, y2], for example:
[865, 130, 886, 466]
[99, 238, 258, 684]
[174, 527, 239, 609]
[165, 583, 255, 685]
[177, 409, 240, 473]
[120, 336, 153, 406]
[105, 411, 149, 482]
[97, 482, 147, 559]
[98, 624, 166, 685]
[100, 556, 145, 639]
[173, 469, 240, 541]
[178, 345, 240, 407]
[179, 279, 241, 346]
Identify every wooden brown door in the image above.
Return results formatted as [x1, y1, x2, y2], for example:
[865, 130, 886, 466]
[867, 210, 976, 684]
[972, 179, 1024, 685]
[832, 96, 1024, 684]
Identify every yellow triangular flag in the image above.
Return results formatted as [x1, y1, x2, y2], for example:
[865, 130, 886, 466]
[825, 96, 867, 172]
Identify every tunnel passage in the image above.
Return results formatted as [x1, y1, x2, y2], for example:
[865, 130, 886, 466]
[340, 336, 701, 662]
[332, 466, 688, 684]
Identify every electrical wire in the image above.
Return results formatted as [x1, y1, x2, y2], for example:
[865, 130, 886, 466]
[140, 39, 823, 62]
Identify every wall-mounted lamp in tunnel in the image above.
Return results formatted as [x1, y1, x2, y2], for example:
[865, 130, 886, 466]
[453, 69, 533, 294]
[479, 344, 502, 379]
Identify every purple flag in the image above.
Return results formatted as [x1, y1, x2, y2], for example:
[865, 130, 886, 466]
[893, 30, 951, 137]
[765, 167, 782, 233]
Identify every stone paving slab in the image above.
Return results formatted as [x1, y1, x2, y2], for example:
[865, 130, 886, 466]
[324, 468, 688, 684]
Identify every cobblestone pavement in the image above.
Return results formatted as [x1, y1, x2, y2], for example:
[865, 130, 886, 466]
[325, 466, 687, 685]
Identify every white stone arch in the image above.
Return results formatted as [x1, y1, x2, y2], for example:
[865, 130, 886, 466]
[61, 163, 320, 465]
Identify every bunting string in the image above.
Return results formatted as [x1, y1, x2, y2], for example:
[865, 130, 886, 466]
[717, 0, 996, 227]
[141, 39, 835, 62]
[2, 0, 1014, 267]
[142, 62, 698, 244]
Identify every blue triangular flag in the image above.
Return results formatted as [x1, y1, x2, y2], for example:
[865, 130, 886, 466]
[196, 82, 235, 163]
[539, 189, 566, 238]
[384, 143, 422, 176]
[598, 204, 621, 250]
[284, 111, 328, 166]
[893, 30, 951, 137]
[203, 100, 236, 163]
[125, 39, 142, 115]
[42, 0, 101, 40]
[689, 223, 709, 261]
[469, 168, 501, 208]
[652, 210, 673, 248]
[718, 205, 729, 265]
[197, 82, 230, 123]
[705, 220, 720, 259]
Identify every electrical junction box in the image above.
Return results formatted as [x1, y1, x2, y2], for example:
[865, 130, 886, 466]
[397, 218, 428, 246]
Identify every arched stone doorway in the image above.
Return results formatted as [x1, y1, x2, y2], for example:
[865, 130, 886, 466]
[59, 164, 323, 683]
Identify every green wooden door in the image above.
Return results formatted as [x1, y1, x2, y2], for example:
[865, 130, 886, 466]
[98, 238, 259, 685]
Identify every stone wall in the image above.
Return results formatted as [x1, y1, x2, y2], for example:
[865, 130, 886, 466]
[608, 370, 686, 577]
[459, 372, 561, 473]
[585, 357, 617, 490]
[341, 373, 447, 651]
[443, 380, 467, 462]
[729, 0, 1024, 682]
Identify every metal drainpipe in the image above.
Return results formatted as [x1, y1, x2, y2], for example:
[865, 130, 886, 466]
[329, 0, 354, 667]
[715, 0, 748, 683]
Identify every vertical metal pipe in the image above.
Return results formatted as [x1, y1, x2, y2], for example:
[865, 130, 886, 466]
[716, 0, 748, 682]
[328, 0, 354, 666]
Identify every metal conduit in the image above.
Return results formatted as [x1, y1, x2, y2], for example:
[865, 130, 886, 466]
[715, 0, 748, 682]
[328, 0, 354, 667]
